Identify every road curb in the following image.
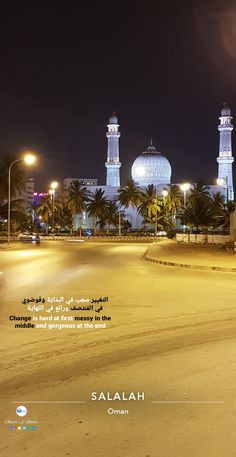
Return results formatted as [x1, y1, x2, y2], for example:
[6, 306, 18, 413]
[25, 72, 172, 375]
[144, 246, 236, 273]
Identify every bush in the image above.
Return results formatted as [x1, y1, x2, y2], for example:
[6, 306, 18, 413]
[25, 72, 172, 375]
[166, 228, 176, 239]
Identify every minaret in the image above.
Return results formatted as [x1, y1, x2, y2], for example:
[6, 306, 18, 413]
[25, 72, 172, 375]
[105, 113, 121, 187]
[217, 104, 234, 201]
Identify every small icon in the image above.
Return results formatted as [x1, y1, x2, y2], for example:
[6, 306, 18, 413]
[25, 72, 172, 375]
[22, 426, 27, 430]
[17, 426, 21, 430]
[32, 426, 37, 430]
[8, 426, 12, 430]
[27, 426, 31, 430]
[16, 406, 27, 417]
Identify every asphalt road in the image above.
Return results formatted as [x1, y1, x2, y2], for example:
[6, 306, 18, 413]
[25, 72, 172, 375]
[1, 241, 236, 457]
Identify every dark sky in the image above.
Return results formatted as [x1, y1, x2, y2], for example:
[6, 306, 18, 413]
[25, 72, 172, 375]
[0, 1, 236, 189]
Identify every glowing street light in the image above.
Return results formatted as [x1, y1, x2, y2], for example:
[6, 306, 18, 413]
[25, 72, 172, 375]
[162, 189, 168, 198]
[24, 154, 36, 165]
[50, 181, 58, 190]
[8, 152, 36, 245]
[180, 183, 190, 208]
[180, 183, 190, 232]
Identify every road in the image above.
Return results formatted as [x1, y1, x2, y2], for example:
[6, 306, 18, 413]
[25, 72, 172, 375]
[1, 241, 236, 457]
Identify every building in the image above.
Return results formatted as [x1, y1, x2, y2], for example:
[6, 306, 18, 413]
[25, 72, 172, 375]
[217, 103, 234, 201]
[15, 178, 35, 212]
[63, 105, 235, 231]
[64, 178, 98, 191]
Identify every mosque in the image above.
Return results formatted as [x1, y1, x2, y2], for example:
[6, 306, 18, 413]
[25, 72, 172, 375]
[64, 105, 234, 231]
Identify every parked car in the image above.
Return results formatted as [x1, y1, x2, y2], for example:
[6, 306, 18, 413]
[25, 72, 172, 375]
[18, 232, 41, 243]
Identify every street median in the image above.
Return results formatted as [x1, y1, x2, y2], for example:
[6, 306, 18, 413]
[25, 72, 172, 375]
[144, 239, 236, 272]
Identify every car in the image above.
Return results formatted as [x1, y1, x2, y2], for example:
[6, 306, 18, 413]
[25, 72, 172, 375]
[18, 232, 41, 243]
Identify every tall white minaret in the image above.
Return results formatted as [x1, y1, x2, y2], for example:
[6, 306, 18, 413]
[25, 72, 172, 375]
[105, 113, 121, 187]
[217, 104, 234, 201]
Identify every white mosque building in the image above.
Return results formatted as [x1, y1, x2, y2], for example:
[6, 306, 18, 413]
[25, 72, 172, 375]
[64, 105, 234, 231]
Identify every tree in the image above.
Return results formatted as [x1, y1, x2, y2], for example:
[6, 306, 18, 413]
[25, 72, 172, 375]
[97, 200, 120, 233]
[188, 181, 211, 201]
[164, 185, 182, 223]
[0, 154, 26, 202]
[66, 181, 90, 235]
[184, 196, 214, 231]
[118, 179, 141, 209]
[0, 198, 31, 234]
[55, 203, 73, 233]
[182, 181, 214, 231]
[35, 195, 62, 234]
[210, 192, 235, 230]
[87, 189, 109, 234]
[138, 184, 164, 231]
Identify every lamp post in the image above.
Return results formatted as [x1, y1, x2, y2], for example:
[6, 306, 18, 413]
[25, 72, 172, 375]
[162, 189, 168, 202]
[155, 185, 158, 236]
[162, 189, 169, 229]
[118, 210, 121, 236]
[217, 177, 228, 203]
[180, 183, 190, 232]
[8, 153, 36, 245]
[49, 181, 58, 233]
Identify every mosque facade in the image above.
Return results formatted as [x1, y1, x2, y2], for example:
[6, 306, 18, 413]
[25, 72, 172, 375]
[65, 106, 234, 231]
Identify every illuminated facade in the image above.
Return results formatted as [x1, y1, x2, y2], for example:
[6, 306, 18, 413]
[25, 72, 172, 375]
[105, 113, 121, 187]
[60, 106, 235, 232]
[217, 104, 234, 201]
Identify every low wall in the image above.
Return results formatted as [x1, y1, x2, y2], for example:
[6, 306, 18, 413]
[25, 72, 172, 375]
[47, 236, 155, 243]
[176, 233, 231, 245]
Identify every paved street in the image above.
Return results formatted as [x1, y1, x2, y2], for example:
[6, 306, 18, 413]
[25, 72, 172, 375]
[1, 241, 236, 457]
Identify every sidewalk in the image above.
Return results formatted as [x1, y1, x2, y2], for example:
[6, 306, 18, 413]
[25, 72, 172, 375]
[0, 242, 22, 250]
[145, 239, 236, 272]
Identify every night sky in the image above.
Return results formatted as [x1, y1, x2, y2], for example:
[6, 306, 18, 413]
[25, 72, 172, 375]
[0, 1, 236, 190]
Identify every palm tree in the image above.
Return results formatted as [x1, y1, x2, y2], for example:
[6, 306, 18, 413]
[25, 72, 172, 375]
[181, 181, 214, 231]
[184, 195, 215, 231]
[0, 154, 26, 202]
[189, 181, 211, 201]
[138, 184, 163, 230]
[66, 181, 90, 235]
[98, 200, 120, 233]
[35, 195, 62, 234]
[56, 202, 73, 233]
[211, 192, 235, 230]
[118, 179, 141, 209]
[158, 184, 182, 235]
[165, 185, 182, 220]
[87, 189, 109, 234]
[35, 195, 53, 234]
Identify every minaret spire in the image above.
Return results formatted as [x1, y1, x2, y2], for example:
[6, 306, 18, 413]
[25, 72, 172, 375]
[105, 113, 121, 187]
[217, 104, 234, 201]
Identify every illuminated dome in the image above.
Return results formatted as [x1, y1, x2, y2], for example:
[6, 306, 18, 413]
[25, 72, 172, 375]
[131, 144, 171, 186]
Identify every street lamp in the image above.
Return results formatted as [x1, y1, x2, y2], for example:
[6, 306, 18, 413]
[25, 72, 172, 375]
[217, 177, 228, 203]
[162, 189, 168, 200]
[51, 181, 58, 190]
[155, 185, 158, 236]
[49, 181, 58, 233]
[118, 210, 121, 236]
[8, 153, 36, 245]
[180, 183, 190, 232]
